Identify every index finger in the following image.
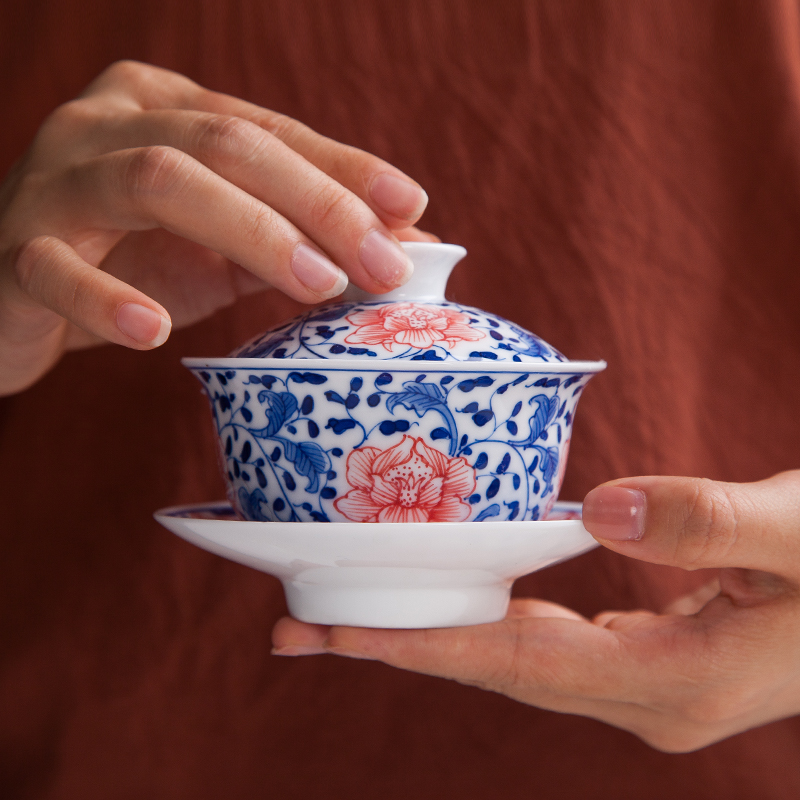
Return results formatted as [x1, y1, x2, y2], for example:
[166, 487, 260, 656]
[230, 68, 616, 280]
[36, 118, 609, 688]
[193, 90, 429, 229]
[83, 61, 429, 229]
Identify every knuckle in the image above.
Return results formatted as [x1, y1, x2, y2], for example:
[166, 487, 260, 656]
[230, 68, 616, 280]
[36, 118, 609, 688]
[13, 236, 54, 293]
[123, 146, 188, 200]
[476, 623, 529, 692]
[34, 100, 100, 154]
[42, 98, 93, 130]
[640, 724, 718, 754]
[678, 480, 740, 567]
[258, 111, 298, 142]
[237, 201, 278, 251]
[194, 114, 265, 163]
[304, 183, 360, 235]
[101, 59, 148, 85]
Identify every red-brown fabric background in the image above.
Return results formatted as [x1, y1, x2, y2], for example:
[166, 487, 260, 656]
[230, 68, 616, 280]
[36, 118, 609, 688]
[2, 1, 800, 798]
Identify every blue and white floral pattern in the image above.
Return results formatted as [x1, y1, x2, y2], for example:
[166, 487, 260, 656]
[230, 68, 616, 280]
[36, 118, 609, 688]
[230, 300, 568, 364]
[189, 364, 593, 523]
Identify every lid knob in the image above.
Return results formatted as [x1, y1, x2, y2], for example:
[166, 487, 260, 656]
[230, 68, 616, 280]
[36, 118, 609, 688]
[342, 242, 467, 303]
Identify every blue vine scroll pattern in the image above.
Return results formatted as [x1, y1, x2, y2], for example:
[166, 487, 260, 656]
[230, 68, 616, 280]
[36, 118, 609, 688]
[192, 366, 592, 523]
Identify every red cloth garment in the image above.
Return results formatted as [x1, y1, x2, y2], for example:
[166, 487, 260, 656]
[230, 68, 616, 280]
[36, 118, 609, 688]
[2, 1, 800, 798]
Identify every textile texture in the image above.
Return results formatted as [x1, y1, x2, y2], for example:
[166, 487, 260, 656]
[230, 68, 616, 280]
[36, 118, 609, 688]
[1, 1, 800, 798]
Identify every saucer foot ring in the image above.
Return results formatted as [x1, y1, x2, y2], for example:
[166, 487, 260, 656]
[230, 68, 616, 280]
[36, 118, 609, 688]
[284, 580, 512, 629]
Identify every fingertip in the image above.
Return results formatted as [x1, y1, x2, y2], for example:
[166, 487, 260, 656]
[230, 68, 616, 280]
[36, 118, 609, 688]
[583, 485, 646, 542]
[359, 229, 414, 290]
[271, 616, 331, 652]
[369, 172, 428, 223]
[291, 243, 349, 299]
[395, 226, 441, 243]
[116, 302, 172, 348]
[506, 598, 587, 621]
[150, 311, 172, 347]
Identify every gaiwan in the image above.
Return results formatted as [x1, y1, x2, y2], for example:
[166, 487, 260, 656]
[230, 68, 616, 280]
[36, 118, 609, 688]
[183, 243, 606, 524]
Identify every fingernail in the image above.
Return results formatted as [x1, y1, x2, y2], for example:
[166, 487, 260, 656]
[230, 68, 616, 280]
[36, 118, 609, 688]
[582, 486, 646, 541]
[325, 646, 376, 661]
[116, 302, 171, 347]
[291, 244, 348, 297]
[360, 230, 414, 288]
[272, 645, 328, 656]
[369, 173, 428, 221]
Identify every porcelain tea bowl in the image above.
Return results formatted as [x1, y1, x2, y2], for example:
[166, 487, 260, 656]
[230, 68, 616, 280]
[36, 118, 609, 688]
[183, 243, 606, 526]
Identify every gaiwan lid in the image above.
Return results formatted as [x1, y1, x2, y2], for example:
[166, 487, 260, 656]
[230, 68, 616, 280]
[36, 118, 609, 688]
[231, 243, 569, 364]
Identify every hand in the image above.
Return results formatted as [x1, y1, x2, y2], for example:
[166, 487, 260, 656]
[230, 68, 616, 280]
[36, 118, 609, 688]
[272, 470, 800, 752]
[0, 60, 431, 396]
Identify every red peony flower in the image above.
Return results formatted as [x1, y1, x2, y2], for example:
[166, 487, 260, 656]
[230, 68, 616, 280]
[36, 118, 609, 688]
[344, 303, 485, 352]
[334, 436, 477, 523]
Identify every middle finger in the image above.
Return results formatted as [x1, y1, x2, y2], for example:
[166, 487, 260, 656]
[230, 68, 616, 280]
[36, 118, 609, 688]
[83, 108, 414, 292]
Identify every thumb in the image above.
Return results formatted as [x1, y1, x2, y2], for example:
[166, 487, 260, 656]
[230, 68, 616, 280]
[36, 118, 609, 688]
[581, 470, 800, 577]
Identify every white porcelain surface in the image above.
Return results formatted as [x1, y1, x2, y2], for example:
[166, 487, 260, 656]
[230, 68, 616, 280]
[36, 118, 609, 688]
[183, 242, 605, 525]
[154, 501, 597, 628]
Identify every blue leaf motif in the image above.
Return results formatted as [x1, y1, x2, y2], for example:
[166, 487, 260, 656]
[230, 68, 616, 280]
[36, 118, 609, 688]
[539, 446, 559, 485]
[326, 418, 357, 435]
[277, 438, 331, 493]
[385, 381, 447, 415]
[457, 376, 494, 392]
[474, 504, 501, 522]
[511, 394, 559, 447]
[251, 391, 298, 437]
[288, 372, 327, 385]
[306, 306, 352, 322]
[379, 420, 411, 435]
[238, 487, 272, 521]
[411, 350, 444, 361]
[324, 390, 346, 405]
[472, 409, 494, 427]
[385, 382, 458, 456]
[508, 324, 566, 360]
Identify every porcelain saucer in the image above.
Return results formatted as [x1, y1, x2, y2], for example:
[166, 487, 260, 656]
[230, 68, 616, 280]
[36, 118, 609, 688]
[154, 501, 597, 629]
